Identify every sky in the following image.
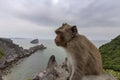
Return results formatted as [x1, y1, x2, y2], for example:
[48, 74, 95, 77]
[0, 0, 120, 40]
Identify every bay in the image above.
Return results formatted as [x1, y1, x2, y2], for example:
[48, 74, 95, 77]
[5, 39, 108, 80]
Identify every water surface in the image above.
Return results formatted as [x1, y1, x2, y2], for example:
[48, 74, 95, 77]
[5, 39, 108, 80]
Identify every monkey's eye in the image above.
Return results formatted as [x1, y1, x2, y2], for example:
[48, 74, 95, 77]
[60, 35, 64, 40]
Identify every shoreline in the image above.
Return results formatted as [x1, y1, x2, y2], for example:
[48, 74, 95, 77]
[0, 38, 47, 76]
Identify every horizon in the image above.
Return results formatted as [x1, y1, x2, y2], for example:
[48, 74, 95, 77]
[0, 37, 112, 41]
[0, 33, 119, 41]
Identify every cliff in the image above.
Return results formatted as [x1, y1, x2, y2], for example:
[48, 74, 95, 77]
[99, 35, 120, 79]
[0, 38, 46, 75]
[99, 35, 120, 71]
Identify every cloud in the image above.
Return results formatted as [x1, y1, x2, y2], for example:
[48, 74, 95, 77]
[7, 0, 120, 27]
[78, 0, 120, 27]
[0, 0, 120, 40]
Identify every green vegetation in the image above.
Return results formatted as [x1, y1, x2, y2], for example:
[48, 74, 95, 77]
[0, 49, 4, 59]
[99, 35, 120, 79]
[99, 35, 120, 71]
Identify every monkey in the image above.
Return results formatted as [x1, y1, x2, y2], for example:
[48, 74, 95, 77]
[54, 23, 103, 80]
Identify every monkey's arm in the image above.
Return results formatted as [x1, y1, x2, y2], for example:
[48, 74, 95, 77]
[70, 55, 87, 80]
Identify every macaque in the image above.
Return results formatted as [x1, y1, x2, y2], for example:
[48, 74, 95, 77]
[55, 23, 103, 80]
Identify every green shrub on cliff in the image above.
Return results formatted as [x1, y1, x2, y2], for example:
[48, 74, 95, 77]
[0, 49, 4, 59]
[99, 35, 120, 71]
[99, 35, 120, 79]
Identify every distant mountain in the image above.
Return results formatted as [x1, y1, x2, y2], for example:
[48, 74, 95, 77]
[99, 35, 120, 71]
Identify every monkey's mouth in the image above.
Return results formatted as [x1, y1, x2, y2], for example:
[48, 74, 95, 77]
[55, 41, 67, 48]
[54, 40, 60, 46]
[56, 43, 60, 46]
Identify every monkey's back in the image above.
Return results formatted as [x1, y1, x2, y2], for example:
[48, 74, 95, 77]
[66, 34, 103, 77]
[83, 35, 102, 75]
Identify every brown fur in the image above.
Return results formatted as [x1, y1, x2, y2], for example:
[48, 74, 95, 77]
[55, 23, 103, 80]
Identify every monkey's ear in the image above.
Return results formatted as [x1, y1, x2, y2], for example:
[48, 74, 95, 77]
[71, 26, 77, 34]
[62, 23, 67, 26]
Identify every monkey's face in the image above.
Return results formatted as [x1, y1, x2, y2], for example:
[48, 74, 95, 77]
[55, 23, 78, 47]
[55, 30, 66, 47]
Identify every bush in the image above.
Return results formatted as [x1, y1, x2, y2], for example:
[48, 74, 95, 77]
[99, 35, 120, 79]
[99, 35, 120, 71]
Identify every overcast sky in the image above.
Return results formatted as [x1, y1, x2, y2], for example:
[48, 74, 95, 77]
[0, 0, 120, 40]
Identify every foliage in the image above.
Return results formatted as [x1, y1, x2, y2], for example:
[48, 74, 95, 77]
[99, 35, 120, 71]
[99, 35, 120, 79]
[0, 49, 4, 59]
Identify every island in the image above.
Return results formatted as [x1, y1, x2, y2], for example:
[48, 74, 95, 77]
[30, 39, 39, 44]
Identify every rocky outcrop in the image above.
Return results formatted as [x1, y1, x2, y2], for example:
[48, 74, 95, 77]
[0, 38, 25, 69]
[33, 55, 69, 80]
[31, 39, 39, 44]
[28, 44, 46, 54]
[0, 72, 3, 80]
[0, 38, 46, 74]
[33, 55, 116, 80]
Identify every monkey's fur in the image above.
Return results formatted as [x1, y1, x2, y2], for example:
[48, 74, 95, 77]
[55, 23, 103, 80]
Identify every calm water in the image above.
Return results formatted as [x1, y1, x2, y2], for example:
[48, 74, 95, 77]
[5, 39, 108, 80]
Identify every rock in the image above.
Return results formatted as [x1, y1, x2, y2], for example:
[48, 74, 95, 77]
[0, 73, 3, 80]
[31, 39, 39, 44]
[0, 38, 13, 43]
[33, 55, 117, 80]
[33, 55, 69, 80]
[0, 64, 7, 69]
[28, 44, 47, 54]
[0, 38, 46, 75]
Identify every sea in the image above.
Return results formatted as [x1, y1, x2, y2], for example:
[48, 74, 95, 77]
[4, 39, 109, 80]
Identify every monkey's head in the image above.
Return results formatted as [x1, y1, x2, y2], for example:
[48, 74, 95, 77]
[55, 23, 78, 47]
